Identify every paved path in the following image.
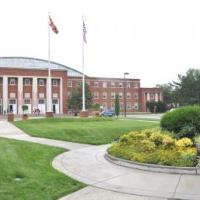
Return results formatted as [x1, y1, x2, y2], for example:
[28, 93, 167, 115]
[53, 145, 200, 200]
[0, 120, 199, 200]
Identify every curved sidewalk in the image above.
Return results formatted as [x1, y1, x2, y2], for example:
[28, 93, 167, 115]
[53, 145, 200, 200]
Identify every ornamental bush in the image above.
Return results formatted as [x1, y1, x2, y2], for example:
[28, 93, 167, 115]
[108, 129, 197, 167]
[160, 106, 200, 138]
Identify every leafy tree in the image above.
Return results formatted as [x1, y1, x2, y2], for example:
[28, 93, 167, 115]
[92, 103, 100, 111]
[146, 101, 167, 113]
[115, 94, 120, 117]
[171, 68, 200, 105]
[68, 83, 93, 113]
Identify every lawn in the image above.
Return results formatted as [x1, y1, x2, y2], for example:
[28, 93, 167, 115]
[14, 118, 159, 145]
[0, 138, 85, 200]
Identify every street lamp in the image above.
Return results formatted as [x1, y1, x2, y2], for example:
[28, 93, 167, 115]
[123, 72, 129, 118]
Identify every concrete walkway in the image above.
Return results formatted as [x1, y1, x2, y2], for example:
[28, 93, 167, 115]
[0, 121, 200, 200]
[53, 145, 200, 200]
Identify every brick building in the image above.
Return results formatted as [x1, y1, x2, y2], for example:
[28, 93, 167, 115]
[0, 57, 162, 115]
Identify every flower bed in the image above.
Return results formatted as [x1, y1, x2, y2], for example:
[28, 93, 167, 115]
[108, 129, 197, 167]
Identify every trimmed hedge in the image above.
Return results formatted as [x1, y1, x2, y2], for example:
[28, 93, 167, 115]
[160, 106, 200, 138]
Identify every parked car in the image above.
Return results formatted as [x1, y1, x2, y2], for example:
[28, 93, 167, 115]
[100, 110, 115, 117]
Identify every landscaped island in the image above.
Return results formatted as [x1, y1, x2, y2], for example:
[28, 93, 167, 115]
[108, 106, 200, 167]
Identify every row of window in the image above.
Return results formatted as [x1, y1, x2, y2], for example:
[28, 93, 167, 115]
[8, 78, 59, 86]
[93, 92, 138, 99]
[102, 102, 139, 110]
[6, 99, 59, 105]
[67, 80, 139, 88]
[8, 92, 59, 99]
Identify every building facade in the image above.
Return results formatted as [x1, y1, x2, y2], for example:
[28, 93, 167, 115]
[0, 57, 162, 115]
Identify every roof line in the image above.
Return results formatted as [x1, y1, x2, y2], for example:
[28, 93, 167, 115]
[0, 56, 83, 75]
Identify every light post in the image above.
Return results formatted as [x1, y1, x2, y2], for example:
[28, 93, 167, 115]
[123, 72, 129, 117]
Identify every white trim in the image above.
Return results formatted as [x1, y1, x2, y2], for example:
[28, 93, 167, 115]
[17, 77, 23, 114]
[60, 77, 63, 114]
[3, 76, 8, 113]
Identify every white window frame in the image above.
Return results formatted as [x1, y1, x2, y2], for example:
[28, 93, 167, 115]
[24, 78, 31, 86]
[67, 80, 72, 87]
[38, 79, 45, 86]
[102, 92, 107, 99]
[94, 82, 99, 87]
[52, 79, 58, 86]
[9, 78, 16, 85]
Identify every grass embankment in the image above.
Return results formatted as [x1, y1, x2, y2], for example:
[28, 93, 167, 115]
[14, 118, 158, 145]
[0, 138, 85, 200]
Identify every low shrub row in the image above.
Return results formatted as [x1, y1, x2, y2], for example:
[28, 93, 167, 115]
[108, 129, 197, 167]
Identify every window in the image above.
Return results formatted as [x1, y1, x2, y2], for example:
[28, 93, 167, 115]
[127, 102, 132, 110]
[24, 99, 31, 104]
[127, 92, 131, 99]
[39, 93, 44, 98]
[53, 93, 58, 98]
[134, 83, 139, 88]
[111, 92, 115, 99]
[77, 81, 81, 86]
[38, 99, 45, 104]
[93, 92, 99, 99]
[52, 79, 58, 86]
[102, 92, 107, 99]
[86, 81, 90, 85]
[119, 82, 123, 88]
[52, 99, 58, 104]
[119, 92, 123, 99]
[150, 93, 154, 100]
[134, 102, 139, 110]
[126, 82, 131, 88]
[120, 103, 124, 109]
[111, 82, 115, 87]
[9, 78, 16, 85]
[9, 99, 16, 104]
[67, 80, 72, 87]
[134, 93, 138, 99]
[38, 79, 45, 86]
[94, 82, 99, 87]
[24, 78, 31, 86]
[103, 82, 107, 88]
[24, 93, 30, 98]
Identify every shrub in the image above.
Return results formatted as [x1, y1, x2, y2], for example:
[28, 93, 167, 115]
[108, 128, 197, 167]
[141, 139, 156, 152]
[175, 138, 193, 148]
[160, 106, 200, 138]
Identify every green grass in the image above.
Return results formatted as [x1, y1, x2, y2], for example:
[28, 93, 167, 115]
[0, 138, 85, 200]
[14, 118, 159, 145]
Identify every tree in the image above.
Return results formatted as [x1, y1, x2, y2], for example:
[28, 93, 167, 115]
[115, 94, 120, 117]
[68, 83, 93, 114]
[171, 68, 200, 105]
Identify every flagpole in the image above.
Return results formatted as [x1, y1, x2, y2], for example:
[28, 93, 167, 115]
[47, 12, 52, 113]
[82, 15, 86, 111]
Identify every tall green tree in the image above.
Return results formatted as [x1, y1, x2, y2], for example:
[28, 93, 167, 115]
[172, 68, 200, 105]
[115, 94, 120, 117]
[68, 83, 93, 113]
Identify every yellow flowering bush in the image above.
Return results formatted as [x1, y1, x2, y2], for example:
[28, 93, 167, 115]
[108, 128, 197, 167]
[175, 138, 193, 148]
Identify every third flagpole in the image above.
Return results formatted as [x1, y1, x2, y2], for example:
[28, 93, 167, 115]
[47, 12, 52, 113]
[82, 15, 86, 111]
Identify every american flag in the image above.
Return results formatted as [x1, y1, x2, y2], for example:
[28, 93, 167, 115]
[83, 20, 87, 43]
[49, 16, 59, 34]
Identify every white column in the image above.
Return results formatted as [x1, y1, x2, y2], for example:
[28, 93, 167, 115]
[60, 78, 63, 114]
[32, 77, 38, 110]
[18, 77, 23, 114]
[147, 93, 150, 101]
[46, 77, 52, 112]
[155, 93, 158, 102]
[3, 76, 8, 114]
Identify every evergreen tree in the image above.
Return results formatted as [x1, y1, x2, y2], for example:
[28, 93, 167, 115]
[115, 94, 120, 117]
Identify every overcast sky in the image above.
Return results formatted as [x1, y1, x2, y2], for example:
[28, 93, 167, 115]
[0, 0, 200, 87]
